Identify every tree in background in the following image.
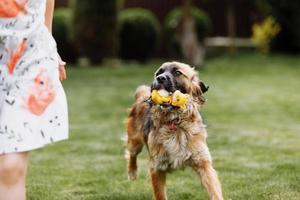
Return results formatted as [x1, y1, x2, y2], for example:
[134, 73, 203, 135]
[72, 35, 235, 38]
[73, 0, 118, 64]
[164, 4, 210, 67]
[177, 0, 205, 67]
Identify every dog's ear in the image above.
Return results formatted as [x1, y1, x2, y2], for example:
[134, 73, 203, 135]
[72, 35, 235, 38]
[191, 77, 207, 104]
[199, 81, 209, 93]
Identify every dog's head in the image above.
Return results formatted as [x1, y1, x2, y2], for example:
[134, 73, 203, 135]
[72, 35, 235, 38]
[151, 62, 209, 104]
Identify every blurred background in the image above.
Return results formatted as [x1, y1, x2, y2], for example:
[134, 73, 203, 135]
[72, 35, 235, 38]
[52, 0, 300, 66]
[27, 1, 300, 199]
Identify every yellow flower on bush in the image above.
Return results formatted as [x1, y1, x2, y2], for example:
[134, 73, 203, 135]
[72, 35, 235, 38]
[252, 16, 281, 53]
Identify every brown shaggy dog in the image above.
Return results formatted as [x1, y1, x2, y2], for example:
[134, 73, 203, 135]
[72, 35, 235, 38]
[125, 62, 223, 200]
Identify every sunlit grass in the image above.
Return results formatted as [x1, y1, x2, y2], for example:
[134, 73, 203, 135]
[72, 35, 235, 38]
[27, 53, 300, 200]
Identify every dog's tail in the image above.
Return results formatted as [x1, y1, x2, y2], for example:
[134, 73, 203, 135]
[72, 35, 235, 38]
[135, 85, 151, 102]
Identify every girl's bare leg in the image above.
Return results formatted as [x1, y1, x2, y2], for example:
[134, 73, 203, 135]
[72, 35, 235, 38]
[0, 152, 29, 200]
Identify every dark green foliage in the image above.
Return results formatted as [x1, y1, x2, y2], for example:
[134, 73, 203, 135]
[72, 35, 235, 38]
[257, 0, 300, 53]
[164, 6, 211, 58]
[269, 0, 300, 53]
[73, 0, 118, 64]
[118, 8, 160, 62]
[53, 8, 77, 63]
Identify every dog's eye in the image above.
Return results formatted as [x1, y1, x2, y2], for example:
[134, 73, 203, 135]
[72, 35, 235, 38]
[174, 70, 182, 76]
[156, 69, 164, 77]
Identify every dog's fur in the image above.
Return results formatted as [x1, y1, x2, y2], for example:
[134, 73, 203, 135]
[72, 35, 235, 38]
[125, 62, 223, 200]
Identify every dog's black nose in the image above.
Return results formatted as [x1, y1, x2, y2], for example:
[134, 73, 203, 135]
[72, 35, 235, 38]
[157, 75, 166, 84]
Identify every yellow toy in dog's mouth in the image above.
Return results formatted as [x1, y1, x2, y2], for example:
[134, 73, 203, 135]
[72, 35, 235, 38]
[171, 90, 189, 109]
[151, 89, 189, 110]
[151, 89, 171, 105]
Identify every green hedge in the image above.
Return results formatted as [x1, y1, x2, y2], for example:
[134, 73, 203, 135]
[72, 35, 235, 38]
[164, 6, 211, 58]
[73, 0, 118, 64]
[118, 8, 160, 62]
[53, 8, 77, 62]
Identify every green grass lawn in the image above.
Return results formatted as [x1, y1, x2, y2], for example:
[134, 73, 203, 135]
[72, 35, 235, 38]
[27, 54, 300, 200]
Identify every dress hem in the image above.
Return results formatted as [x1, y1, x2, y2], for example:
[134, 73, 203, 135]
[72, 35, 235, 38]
[0, 137, 68, 155]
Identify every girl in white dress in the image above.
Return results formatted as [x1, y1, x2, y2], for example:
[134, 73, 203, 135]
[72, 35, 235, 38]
[0, 0, 68, 199]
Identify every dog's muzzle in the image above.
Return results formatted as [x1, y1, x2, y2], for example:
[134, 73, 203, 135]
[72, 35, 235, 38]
[152, 73, 175, 92]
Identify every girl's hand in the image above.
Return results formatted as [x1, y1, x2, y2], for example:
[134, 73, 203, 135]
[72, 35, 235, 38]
[58, 54, 67, 81]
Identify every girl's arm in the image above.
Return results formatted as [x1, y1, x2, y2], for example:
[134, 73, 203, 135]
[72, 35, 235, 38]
[44, 0, 54, 32]
[44, 0, 67, 80]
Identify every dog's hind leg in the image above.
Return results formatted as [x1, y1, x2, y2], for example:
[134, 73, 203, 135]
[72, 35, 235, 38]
[126, 136, 143, 180]
[193, 160, 223, 200]
[150, 168, 167, 200]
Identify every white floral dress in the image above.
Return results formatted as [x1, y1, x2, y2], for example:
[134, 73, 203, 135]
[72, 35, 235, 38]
[0, 0, 68, 154]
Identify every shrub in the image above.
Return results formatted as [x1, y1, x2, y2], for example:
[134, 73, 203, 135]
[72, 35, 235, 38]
[73, 0, 118, 64]
[164, 6, 211, 58]
[118, 8, 160, 62]
[256, 0, 300, 53]
[252, 16, 281, 53]
[53, 8, 77, 62]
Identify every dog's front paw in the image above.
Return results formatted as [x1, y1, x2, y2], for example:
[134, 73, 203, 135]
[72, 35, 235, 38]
[128, 170, 138, 181]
